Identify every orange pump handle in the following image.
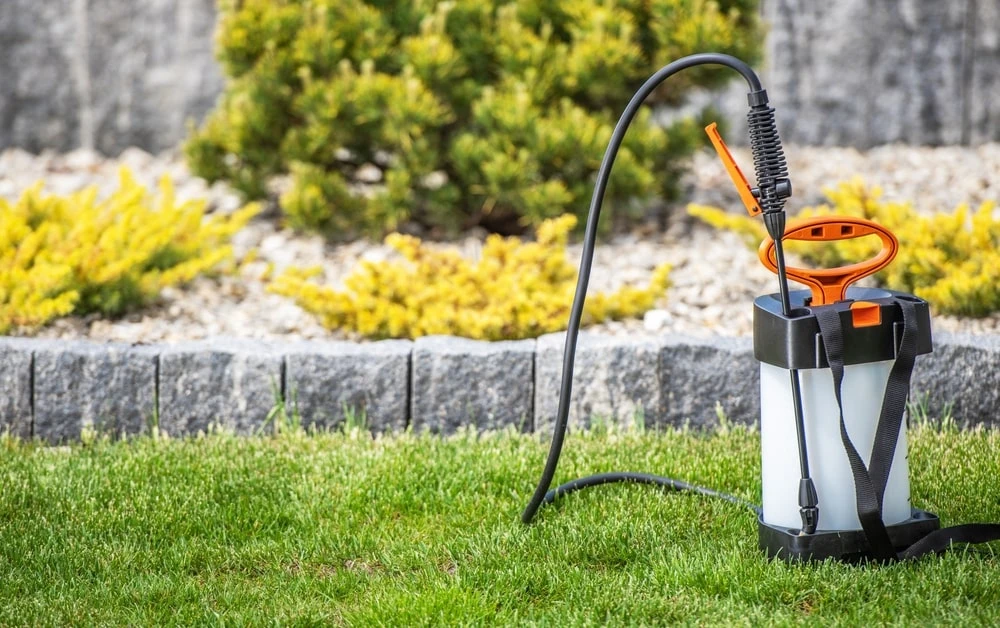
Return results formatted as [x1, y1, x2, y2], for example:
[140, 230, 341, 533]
[705, 122, 762, 216]
[758, 216, 899, 306]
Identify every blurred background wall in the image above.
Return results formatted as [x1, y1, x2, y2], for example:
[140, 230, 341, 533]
[761, 0, 999, 146]
[0, 0, 222, 154]
[1, 0, 998, 154]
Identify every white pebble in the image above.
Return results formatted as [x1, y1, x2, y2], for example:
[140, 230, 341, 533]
[643, 309, 671, 331]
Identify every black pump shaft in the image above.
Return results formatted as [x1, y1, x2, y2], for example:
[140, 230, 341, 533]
[763, 210, 818, 535]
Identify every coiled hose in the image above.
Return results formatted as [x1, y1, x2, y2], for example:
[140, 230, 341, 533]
[521, 53, 790, 525]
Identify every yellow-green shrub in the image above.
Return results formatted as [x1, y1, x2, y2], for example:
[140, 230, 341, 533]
[187, 0, 762, 236]
[269, 214, 671, 340]
[0, 169, 260, 334]
[688, 179, 1000, 316]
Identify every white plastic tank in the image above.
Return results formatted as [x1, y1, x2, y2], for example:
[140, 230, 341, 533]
[760, 359, 911, 531]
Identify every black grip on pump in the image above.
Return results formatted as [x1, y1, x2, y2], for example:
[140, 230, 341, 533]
[747, 99, 791, 214]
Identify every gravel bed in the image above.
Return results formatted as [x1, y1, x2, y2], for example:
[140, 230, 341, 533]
[4, 144, 1000, 343]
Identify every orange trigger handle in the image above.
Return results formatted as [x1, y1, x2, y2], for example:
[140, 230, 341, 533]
[705, 122, 762, 217]
[758, 216, 899, 306]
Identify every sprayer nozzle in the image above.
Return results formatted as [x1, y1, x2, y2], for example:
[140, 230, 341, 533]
[798, 478, 819, 534]
[800, 507, 819, 535]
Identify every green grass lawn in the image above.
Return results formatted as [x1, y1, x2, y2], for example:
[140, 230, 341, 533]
[1, 423, 998, 625]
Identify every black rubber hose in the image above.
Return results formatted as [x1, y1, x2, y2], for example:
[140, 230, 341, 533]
[543, 472, 762, 515]
[521, 53, 765, 525]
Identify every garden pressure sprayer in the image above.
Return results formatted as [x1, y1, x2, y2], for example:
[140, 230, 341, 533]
[521, 52, 1000, 561]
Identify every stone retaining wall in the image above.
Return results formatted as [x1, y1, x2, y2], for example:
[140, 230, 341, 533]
[1, 332, 996, 442]
[2, 0, 999, 153]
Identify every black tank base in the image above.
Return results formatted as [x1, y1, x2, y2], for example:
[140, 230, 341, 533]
[758, 509, 940, 562]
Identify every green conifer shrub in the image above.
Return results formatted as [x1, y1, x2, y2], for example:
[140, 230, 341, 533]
[187, 0, 761, 235]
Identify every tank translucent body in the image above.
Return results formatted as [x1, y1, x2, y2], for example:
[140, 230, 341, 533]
[760, 359, 911, 531]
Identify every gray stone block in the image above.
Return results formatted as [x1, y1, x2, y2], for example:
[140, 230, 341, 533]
[659, 335, 759, 428]
[0, 0, 223, 154]
[968, 1, 1000, 144]
[33, 340, 158, 442]
[0, 1, 81, 152]
[761, 0, 978, 147]
[534, 332, 660, 434]
[284, 340, 411, 432]
[0, 338, 34, 439]
[412, 336, 534, 434]
[86, 0, 224, 153]
[158, 339, 282, 436]
[910, 333, 1000, 427]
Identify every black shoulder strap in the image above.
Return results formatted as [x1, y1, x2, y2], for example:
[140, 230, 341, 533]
[867, 298, 919, 508]
[815, 298, 1000, 561]
[814, 304, 897, 561]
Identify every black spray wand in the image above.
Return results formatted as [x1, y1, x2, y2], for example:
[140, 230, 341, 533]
[711, 100, 817, 534]
[749, 102, 818, 534]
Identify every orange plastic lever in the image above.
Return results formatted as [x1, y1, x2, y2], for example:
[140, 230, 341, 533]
[705, 122, 762, 216]
[758, 216, 899, 306]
